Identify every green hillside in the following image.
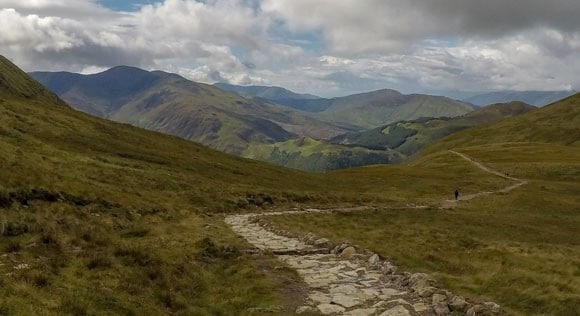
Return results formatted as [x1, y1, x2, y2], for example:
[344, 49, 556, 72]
[421, 94, 580, 154]
[0, 56, 65, 106]
[244, 137, 405, 172]
[306, 89, 475, 129]
[332, 101, 536, 156]
[266, 95, 580, 314]
[31, 68, 347, 155]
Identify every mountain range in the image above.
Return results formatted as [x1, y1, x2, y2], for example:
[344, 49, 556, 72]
[220, 82, 576, 108]
[31, 67, 345, 155]
[219, 84, 476, 129]
[462, 90, 576, 107]
[32, 67, 481, 170]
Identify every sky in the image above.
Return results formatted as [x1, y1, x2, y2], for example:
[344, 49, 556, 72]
[0, 0, 579, 97]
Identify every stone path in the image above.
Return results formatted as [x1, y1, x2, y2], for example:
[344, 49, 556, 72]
[225, 151, 514, 315]
[226, 211, 499, 315]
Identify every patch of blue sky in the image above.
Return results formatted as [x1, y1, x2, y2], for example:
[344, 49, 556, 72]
[97, 0, 162, 11]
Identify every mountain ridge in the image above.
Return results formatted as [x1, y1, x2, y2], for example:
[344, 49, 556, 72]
[31, 67, 347, 155]
[463, 90, 577, 107]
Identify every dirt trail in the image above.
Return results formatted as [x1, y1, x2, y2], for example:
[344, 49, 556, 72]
[441, 150, 527, 208]
[225, 150, 518, 315]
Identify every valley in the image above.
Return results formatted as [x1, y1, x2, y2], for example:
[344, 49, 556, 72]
[33, 69, 483, 172]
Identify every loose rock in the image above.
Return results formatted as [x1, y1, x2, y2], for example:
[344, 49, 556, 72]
[368, 253, 380, 266]
[318, 303, 346, 315]
[449, 295, 468, 312]
[296, 306, 317, 314]
[341, 246, 356, 259]
[379, 305, 412, 316]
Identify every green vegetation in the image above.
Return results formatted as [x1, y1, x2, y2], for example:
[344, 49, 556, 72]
[331, 101, 535, 156]
[244, 137, 405, 172]
[310, 89, 474, 129]
[266, 96, 580, 315]
[421, 95, 580, 153]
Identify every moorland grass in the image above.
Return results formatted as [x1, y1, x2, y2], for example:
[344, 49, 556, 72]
[0, 94, 516, 314]
[267, 143, 580, 315]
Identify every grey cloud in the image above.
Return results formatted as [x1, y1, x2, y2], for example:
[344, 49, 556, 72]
[410, 0, 580, 36]
[0, 0, 579, 96]
[263, 0, 580, 55]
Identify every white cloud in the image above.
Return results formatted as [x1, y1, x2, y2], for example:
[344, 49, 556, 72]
[0, 0, 579, 96]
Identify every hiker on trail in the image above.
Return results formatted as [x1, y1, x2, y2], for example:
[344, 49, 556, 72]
[455, 190, 459, 200]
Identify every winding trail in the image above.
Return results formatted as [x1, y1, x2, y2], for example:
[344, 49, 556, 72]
[441, 150, 528, 208]
[225, 151, 523, 315]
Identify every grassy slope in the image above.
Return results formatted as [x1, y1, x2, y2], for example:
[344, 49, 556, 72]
[2, 59, 325, 315]
[244, 137, 405, 172]
[267, 95, 580, 315]
[331, 101, 536, 156]
[313, 89, 475, 129]
[421, 94, 580, 152]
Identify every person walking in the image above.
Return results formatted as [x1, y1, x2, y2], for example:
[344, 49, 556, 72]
[454, 189, 459, 200]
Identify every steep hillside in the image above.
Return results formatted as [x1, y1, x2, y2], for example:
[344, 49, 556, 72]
[244, 137, 404, 172]
[0, 56, 65, 106]
[293, 89, 475, 129]
[464, 90, 576, 107]
[31, 68, 346, 155]
[422, 94, 580, 154]
[215, 83, 319, 101]
[332, 101, 536, 156]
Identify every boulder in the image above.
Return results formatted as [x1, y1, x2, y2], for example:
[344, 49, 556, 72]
[483, 302, 501, 314]
[382, 262, 397, 274]
[345, 308, 377, 316]
[314, 238, 334, 248]
[449, 295, 468, 312]
[331, 293, 361, 308]
[317, 303, 346, 315]
[341, 246, 356, 259]
[433, 304, 450, 316]
[368, 253, 380, 266]
[408, 273, 436, 289]
[301, 232, 315, 242]
[296, 306, 317, 314]
[379, 305, 412, 316]
[432, 293, 447, 305]
[466, 304, 486, 316]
